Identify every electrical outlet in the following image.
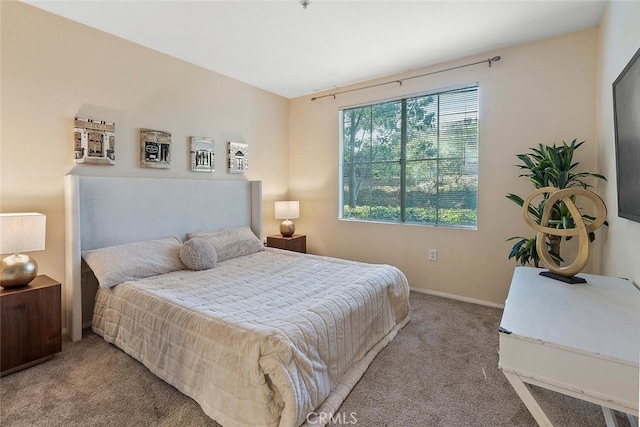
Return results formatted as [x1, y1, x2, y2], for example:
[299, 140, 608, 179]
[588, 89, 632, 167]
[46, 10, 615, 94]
[429, 249, 437, 261]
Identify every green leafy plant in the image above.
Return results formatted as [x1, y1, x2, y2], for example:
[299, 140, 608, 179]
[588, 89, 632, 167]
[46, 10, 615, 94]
[506, 139, 607, 267]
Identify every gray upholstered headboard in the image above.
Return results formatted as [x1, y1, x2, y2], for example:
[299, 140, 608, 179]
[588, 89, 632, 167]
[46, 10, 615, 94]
[64, 175, 262, 341]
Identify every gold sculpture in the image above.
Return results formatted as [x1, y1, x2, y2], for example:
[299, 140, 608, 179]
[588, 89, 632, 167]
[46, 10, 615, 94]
[522, 187, 607, 281]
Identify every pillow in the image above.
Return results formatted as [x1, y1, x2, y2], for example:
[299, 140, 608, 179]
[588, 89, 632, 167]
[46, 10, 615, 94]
[82, 235, 185, 288]
[179, 238, 217, 270]
[187, 226, 264, 262]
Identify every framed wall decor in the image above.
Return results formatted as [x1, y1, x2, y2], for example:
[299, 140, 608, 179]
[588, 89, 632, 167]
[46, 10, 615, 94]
[74, 117, 115, 165]
[228, 141, 248, 174]
[140, 128, 171, 169]
[190, 136, 215, 172]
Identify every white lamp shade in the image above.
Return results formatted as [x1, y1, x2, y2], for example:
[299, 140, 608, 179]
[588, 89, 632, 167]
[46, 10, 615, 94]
[0, 213, 46, 255]
[274, 201, 299, 220]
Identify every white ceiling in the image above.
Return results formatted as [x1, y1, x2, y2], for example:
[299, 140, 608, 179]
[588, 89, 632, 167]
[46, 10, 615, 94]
[23, 0, 607, 99]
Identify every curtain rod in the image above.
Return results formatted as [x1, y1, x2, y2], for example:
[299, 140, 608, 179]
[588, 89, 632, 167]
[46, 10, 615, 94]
[310, 56, 501, 101]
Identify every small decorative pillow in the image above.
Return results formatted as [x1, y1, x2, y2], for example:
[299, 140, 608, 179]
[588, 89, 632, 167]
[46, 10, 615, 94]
[82, 236, 185, 288]
[187, 226, 264, 262]
[180, 238, 217, 270]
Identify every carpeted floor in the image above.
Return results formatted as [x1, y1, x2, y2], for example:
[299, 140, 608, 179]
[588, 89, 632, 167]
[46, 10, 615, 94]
[0, 292, 632, 426]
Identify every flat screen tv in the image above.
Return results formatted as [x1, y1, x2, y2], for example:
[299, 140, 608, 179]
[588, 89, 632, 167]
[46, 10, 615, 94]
[613, 47, 640, 223]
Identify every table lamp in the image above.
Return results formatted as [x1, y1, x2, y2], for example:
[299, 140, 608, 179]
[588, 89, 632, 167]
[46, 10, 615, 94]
[275, 201, 299, 237]
[0, 213, 46, 288]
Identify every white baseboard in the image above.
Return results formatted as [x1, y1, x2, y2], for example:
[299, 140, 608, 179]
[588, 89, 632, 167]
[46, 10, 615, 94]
[410, 287, 505, 309]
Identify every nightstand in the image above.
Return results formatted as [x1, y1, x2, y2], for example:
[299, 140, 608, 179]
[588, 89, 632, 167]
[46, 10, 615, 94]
[266, 234, 306, 253]
[1, 275, 62, 376]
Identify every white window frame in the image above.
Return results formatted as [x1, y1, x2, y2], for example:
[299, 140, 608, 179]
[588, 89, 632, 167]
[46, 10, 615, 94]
[338, 83, 479, 229]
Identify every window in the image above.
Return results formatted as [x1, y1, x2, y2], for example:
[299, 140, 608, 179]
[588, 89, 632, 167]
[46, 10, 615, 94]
[340, 85, 478, 228]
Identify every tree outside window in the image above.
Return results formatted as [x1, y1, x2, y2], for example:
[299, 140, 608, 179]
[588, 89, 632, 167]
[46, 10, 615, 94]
[340, 85, 479, 228]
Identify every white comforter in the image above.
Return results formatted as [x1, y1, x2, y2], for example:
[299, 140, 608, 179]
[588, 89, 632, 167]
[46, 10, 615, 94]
[92, 248, 410, 427]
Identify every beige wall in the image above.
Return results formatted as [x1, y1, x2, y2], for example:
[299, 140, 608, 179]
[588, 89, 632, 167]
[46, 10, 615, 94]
[4, 1, 634, 318]
[596, 1, 640, 284]
[1, 2, 290, 327]
[288, 29, 600, 306]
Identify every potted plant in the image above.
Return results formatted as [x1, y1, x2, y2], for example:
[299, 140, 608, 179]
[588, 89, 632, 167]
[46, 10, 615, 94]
[506, 139, 607, 267]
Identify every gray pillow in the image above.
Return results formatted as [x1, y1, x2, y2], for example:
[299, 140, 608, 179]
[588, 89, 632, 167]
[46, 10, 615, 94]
[82, 235, 185, 288]
[187, 226, 264, 262]
[179, 238, 217, 270]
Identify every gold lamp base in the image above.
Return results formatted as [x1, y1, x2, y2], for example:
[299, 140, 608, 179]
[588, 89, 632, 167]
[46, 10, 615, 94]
[280, 219, 295, 237]
[1, 253, 38, 289]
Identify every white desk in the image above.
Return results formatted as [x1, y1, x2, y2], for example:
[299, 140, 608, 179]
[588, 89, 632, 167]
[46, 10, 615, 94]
[499, 266, 640, 426]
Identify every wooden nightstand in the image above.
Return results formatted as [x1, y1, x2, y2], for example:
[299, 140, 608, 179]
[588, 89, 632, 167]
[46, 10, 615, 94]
[1, 275, 62, 376]
[266, 234, 306, 253]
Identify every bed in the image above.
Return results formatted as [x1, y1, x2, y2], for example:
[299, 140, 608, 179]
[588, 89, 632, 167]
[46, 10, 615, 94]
[64, 175, 410, 427]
